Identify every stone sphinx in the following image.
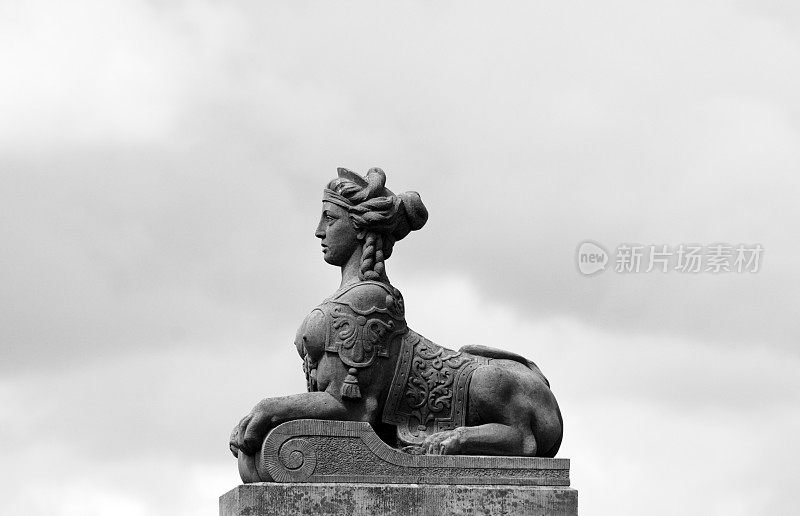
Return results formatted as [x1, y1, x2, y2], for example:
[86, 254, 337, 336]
[228, 168, 564, 484]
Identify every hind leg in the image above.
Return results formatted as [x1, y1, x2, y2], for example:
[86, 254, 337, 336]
[421, 363, 540, 456]
[421, 423, 536, 455]
[421, 361, 563, 456]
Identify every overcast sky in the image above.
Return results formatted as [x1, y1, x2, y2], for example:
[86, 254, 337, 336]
[1, 1, 799, 515]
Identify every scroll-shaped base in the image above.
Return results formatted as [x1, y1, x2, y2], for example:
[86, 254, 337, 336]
[238, 419, 570, 486]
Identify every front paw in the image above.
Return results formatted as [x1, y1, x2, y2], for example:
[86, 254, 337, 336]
[230, 405, 274, 456]
[240, 411, 273, 455]
[229, 413, 253, 457]
[422, 428, 465, 455]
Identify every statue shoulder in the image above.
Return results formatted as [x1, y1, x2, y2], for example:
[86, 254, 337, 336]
[331, 280, 405, 316]
[297, 281, 406, 359]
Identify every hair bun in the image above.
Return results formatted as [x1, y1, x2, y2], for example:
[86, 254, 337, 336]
[398, 191, 428, 231]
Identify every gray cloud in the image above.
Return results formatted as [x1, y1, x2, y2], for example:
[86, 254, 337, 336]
[1, 1, 799, 514]
[3, 279, 798, 515]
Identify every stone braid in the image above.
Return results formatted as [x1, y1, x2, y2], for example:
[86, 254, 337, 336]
[359, 231, 385, 281]
[373, 233, 385, 278]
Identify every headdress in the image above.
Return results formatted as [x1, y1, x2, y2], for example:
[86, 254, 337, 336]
[322, 167, 428, 240]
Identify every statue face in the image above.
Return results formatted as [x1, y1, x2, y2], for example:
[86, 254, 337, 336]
[315, 202, 360, 266]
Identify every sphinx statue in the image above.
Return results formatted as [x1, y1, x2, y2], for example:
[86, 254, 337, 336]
[229, 168, 563, 476]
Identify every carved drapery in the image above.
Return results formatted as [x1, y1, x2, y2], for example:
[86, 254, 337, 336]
[383, 331, 490, 446]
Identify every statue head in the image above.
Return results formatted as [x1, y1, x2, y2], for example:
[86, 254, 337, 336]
[316, 167, 428, 280]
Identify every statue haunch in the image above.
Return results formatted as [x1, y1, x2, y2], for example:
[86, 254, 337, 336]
[229, 168, 563, 462]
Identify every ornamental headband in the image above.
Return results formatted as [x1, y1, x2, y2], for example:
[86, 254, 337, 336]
[322, 188, 354, 210]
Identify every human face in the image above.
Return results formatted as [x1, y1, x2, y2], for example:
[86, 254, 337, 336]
[315, 202, 360, 266]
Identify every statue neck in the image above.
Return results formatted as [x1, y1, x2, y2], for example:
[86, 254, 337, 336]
[340, 244, 364, 288]
[339, 244, 390, 288]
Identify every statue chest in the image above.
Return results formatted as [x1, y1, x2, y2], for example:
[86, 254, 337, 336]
[295, 296, 407, 394]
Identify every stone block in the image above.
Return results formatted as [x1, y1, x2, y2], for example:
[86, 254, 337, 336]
[220, 482, 578, 516]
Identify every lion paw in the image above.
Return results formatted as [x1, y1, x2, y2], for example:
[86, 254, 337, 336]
[421, 428, 466, 455]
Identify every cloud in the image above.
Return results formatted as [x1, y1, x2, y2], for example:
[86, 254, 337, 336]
[4, 0, 798, 368]
[2, 275, 798, 515]
[1, 1, 799, 515]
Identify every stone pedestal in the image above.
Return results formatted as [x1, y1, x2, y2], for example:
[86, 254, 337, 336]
[221, 483, 578, 516]
[222, 420, 577, 515]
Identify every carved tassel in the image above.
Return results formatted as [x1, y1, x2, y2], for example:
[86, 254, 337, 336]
[341, 367, 361, 399]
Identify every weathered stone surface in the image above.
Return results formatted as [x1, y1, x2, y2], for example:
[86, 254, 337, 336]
[222, 170, 576, 513]
[229, 168, 564, 469]
[220, 483, 578, 516]
[238, 419, 570, 486]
